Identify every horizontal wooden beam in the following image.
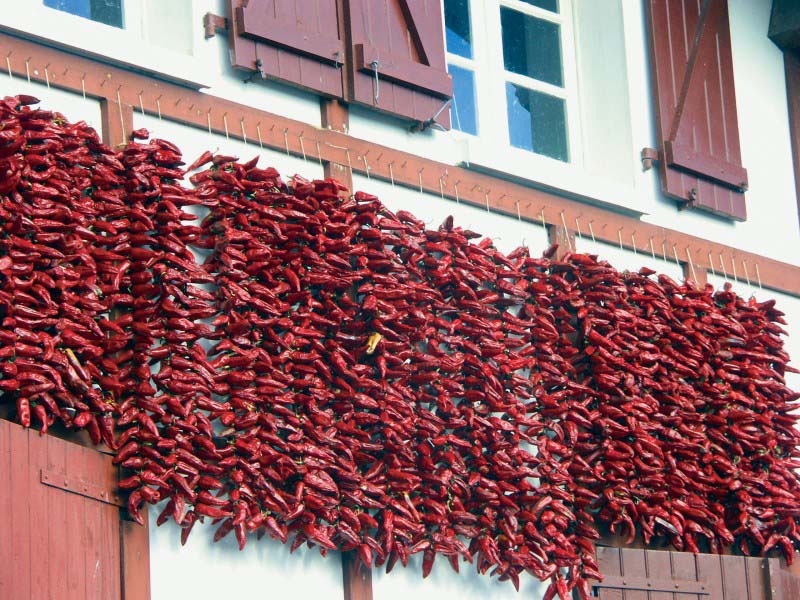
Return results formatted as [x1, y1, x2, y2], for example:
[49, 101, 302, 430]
[0, 31, 798, 296]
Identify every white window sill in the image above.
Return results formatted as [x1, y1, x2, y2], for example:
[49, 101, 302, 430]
[460, 136, 645, 217]
[0, 8, 207, 89]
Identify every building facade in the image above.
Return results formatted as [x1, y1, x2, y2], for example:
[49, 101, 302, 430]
[1, 0, 799, 598]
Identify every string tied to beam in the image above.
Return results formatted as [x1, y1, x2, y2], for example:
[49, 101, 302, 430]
[686, 246, 698, 284]
[560, 211, 572, 251]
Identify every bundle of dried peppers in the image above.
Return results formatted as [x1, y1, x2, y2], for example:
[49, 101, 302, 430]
[0, 95, 798, 599]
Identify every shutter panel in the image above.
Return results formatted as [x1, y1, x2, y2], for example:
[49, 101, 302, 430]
[344, 0, 453, 128]
[227, 0, 345, 98]
[646, 0, 748, 220]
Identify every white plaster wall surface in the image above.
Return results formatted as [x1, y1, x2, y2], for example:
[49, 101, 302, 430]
[148, 504, 344, 600]
[0, 77, 102, 132]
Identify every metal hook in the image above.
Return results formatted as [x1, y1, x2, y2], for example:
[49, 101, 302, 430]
[515, 200, 521, 222]
[81, 74, 86, 99]
[284, 128, 291, 156]
[707, 251, 716, 277]
[44, 64, 50, 89]
[661, 240, 668, 265]
[649, 237, 656, 261]
[371, 60, 380, 104]
[298, 133, 307, 162]
[574, 216, 583, 240]
[484, 191, 491, 213]
[137, 92, 145, 115]
[257, 123, 264, 149]
[540, 208, 547, 230]
[345, 148, 353, 175]
[223, 113, 230, 140]
[439, 175, 446, 200]
[388, 162, 396, 188]
[453, 179, 460, 203]
[115, 87, 126, 143]
[560, 211, 572, 251]
[718, 253, 728, 280]
[755, 263, 762, 289]
[25, 58, 31, 82]
[631, 232, 638, 256]
[5, 53, 12, 79]
[730, 255, 738, 283]
[156, 95, 162, 120]
[418, 168, 425, 196]
[588, 221, 596, 243]
[671, 244, 681, 270]
[206, 109, 213, 134]
[617, 228, 624, 250]
[240, 118, 248, 145]
[742, 259, 751, 288]
[315, 140, 322, 167]
[686, 247, 698, 284]
[362, 153, 370, 179]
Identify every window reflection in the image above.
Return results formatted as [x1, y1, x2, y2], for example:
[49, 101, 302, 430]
[500, 7, 563, 87]
[506, 82, 567, 161]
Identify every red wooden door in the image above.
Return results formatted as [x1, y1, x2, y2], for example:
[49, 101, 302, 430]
[592, 545, 800, 600]
[0, 419, 149, 600]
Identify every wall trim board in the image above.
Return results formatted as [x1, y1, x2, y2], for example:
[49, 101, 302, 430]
[0, 31, 798, 296]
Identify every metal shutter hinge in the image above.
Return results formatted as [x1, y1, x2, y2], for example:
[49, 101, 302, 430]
[641, 147, 659, 171]
[203, 13, 228, 39]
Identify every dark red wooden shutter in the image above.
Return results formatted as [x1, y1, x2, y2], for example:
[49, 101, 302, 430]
[343, 0, 453, 128]
[227, 0, 345, 98]
[646, 0, 748, 220]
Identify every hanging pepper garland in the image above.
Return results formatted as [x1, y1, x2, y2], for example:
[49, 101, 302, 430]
[1, 95, 799, 599]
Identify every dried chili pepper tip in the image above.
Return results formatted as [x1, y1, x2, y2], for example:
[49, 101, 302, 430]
[129, 128, 149, 141]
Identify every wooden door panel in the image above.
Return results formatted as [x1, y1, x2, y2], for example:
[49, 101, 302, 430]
[0, 419, 132, 600]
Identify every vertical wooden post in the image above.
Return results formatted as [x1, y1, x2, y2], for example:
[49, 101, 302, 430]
[321, 98, 353, 191]
[342, 551, 373, 600]
[121, 508, 151, 600]
[785, 50, 800, 227]
[546, 223, 575, 260]
[320, 94, 372, 600]
[100, 97, 134, 149]
[683, 263, 708, 287]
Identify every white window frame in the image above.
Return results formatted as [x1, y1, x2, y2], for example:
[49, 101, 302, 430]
[446, 0, 580, 162]
[0, 1, 206, 89]
[444, 0, 642, 214]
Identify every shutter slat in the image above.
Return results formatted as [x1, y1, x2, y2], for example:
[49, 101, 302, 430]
[227, 0, 344, 98]
[345, 0, 452, 127]
[646, 0, 748, 220]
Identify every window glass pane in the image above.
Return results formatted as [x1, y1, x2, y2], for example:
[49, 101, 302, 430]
[91, 0, 123, 28]
[505, 82, 567, 161]
[500, 7, 563, 87]
[444, 0, 472, 59]
[449, 64, 477, 135]
[520, 0, 559, 13]
[44, 0, 91, 18]
[45, 0, 123, 28]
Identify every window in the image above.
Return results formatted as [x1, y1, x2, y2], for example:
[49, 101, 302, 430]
[444, 0, 577, 163]
[44, 0, 124, 29]
[444, 0, 478, 135]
